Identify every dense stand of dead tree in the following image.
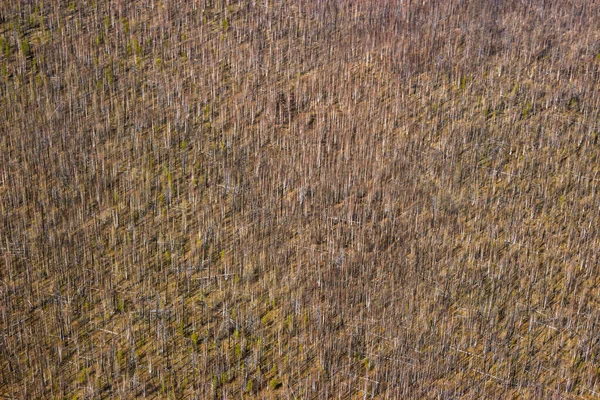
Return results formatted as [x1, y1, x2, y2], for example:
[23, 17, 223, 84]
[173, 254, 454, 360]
[1, 0, 600, 398]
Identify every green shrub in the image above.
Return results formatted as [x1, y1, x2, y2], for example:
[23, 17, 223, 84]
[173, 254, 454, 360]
[269, 377, 282, 390]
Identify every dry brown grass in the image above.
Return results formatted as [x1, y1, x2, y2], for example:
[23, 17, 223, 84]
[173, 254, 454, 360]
[1, 0, 600, 398]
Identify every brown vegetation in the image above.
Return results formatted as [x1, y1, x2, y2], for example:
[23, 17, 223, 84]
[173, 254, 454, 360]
[1, 0, 600, 398]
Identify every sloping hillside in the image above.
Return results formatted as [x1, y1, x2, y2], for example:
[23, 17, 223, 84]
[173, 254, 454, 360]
[1, 0, 600, 398]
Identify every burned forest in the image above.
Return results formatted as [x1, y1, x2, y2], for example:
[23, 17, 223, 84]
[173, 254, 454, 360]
[1, 0, 600, 398]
